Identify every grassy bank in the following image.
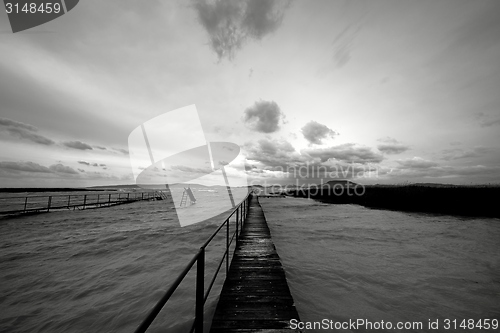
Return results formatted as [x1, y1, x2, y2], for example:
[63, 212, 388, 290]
[287, 185, 500, 218]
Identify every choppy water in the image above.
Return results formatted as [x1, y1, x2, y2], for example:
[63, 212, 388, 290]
[2, 194, 499, 333]
[0, 189, 243, 333]
[260, 197, 500, 332]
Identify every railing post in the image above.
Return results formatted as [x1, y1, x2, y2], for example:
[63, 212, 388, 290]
[97, 194, 100, 206]
[236, 207, 239, 245]
[47, 196, 52, 212]
[108, 193, 111, 206]
[24, 197, 28, 212]
[226, 219, 229, 275]
[83, 195, 87, 209]
[127, 193, 130, 201]
[195, 248, 205, 333]
[142, 192, 144, 200]
[68, 195, 71, 208]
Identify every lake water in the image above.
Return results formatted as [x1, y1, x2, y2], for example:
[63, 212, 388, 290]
[260, 197, 500, 332]
[1, 194, 499, 332]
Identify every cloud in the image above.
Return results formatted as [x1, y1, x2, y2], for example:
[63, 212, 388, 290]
[244, 138, 305, 168]
[377, 137, 410, 155]
[49, 164, 79, 174]
[0, 161, 52, 173]
[0, 117, 55, 145]
[77, 160, 90, 165]
[113, 148, 129, 155]
[63, 141, 93, 150]
[302, 143, 384, 164]
[475, 112, 500, 127]
[78, 168, 85, 173]
[0, 118, 37, 131]
[386, 164, 500, 181]
[244, 139, 381, 181]
[192, 0, 290, 60]
[396, 157, 438, 169]
[243, 100, 285, 133]
[301, 121, 337, 145]
[331, 24, 360, 69]
[441, 147, 491, 160]
[480, 118, 500, 127]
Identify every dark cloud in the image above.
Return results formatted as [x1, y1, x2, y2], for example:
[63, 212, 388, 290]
[192, 0, 290, 60]
[396, 157, 438, 169]
[63, 141, 93, 150]
[94, 146, 107, 150]
[0, 161, 52, 173]
[302, 144, 384, 164]
[49, 164, 79, 174]
[0, 118, 37, 131]
[243, 100, 285, 133]
[78, 160, 108, 168]
[0, 117, 55, 145]
[377, 137, 410, 155]
[301, 121, 337, 145]
[78, 168, 85, 173]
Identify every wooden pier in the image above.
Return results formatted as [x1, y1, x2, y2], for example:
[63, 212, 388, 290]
[0, 191, 168, 216]
[210, 195, 301, 332]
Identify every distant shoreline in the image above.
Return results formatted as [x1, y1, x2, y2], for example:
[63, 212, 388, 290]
[286, 185, 500, 218]
[0, 188, 112, 193]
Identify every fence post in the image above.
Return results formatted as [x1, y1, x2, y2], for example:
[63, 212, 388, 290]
[127, 193, 130, 201]
[83, 195, 87, 209]
[195, 248, 205, 333]
[68, 195, 71, 208]
[108, 193, 111, 206]
[24, 197, 28, 212]
[47, 196, 52, 212]
[97, 194, 100, 206]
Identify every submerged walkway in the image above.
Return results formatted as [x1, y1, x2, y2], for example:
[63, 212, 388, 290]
[210, 195, 301, 332]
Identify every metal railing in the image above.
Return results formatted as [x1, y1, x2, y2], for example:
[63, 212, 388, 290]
[0, 191, 166, 215]
[134, 192, 253, 333]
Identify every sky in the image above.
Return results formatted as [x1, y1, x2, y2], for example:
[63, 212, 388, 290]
[0, 0, 499, 188]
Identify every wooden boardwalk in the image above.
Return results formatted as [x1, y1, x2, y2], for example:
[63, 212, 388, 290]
[210, 195, 301, 332]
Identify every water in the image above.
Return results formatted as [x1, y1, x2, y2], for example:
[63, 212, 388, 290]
[1, 195, 499, 332]
[0, 189, 244, 333]
[260, 197, 500, 332]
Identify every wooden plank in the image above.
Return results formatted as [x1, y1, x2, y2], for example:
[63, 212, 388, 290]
[210, 195, 302, 333]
